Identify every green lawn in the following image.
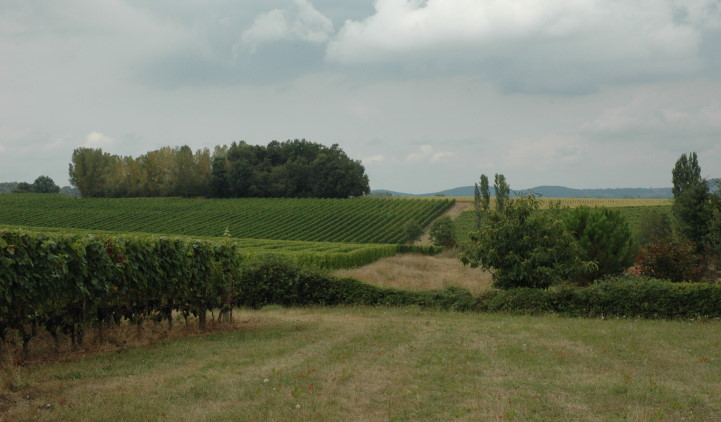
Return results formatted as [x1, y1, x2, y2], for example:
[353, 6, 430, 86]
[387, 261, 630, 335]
[2, 307, 719, 421]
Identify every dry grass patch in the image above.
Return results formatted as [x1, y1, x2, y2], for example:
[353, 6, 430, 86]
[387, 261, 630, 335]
[334, 252, 492, 295]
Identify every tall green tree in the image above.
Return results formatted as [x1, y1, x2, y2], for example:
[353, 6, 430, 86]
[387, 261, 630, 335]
[69, 148, 114, 197]
[473, 183, 482, 230]
[480, 174, 490, 211]
[31, 176, 60, 193]
[564, 206, 636, 283]
[11, 182, 32, 193]
[429, 216, 456, 248]
[460, 195, 587, 289]
[671, 152, 711, 249]
[494, 173, 510, 213]
[474, 174, 492, 230]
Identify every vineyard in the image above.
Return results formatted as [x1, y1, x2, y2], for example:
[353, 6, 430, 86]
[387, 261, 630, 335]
[0, 194, 453, 244]
[0, 225, 439, 270]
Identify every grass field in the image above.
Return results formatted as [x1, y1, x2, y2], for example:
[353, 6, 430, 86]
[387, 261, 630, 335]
[334, 252, 492, 296]
[2, 307, 719, 421]
[0, 194, 453, 244]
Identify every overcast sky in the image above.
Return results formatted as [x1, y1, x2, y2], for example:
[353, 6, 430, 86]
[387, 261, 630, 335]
[1, 0, 720, 193]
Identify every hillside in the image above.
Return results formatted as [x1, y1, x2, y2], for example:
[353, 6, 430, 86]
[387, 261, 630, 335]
[0, 194, 453, 244]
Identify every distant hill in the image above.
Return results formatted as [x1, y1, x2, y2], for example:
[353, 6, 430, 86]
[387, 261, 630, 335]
[372, 185, 677, 199]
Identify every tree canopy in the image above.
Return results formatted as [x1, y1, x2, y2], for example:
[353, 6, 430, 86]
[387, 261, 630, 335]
[10, 176, 60, 194]
[68, 140, 370, 199]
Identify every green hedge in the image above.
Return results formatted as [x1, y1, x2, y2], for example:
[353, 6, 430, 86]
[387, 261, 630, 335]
[478, 277, 721, 319]
[235, 256, 476, 311]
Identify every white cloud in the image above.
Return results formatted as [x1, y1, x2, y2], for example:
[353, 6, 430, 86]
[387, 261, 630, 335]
[84, 132, 114, 148]
[505, 135, 583, 171]
[325, 0, 717, 91]
[587, 83, 721, 149]
[407, 145, 453, 163]
[362, 154, 387, 164]
[236, 0, 333, 54]
[328, 0, 705, 62]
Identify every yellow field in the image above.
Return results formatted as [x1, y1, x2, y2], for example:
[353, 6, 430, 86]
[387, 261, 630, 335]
[446, 197, 671, 208]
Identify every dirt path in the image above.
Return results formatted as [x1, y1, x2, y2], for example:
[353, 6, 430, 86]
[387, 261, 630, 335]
[416, 201, 473, 245]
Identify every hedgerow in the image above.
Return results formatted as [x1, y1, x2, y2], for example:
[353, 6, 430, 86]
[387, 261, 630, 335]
[477, 277, 721, 319]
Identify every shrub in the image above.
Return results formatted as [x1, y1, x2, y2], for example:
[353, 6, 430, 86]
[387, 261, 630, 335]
[636, 208, 673, 246]
[564, 206, 636, 283]
[235, 255, 477, 310]
[402, 219, 424, 243]
[429, 216, 456, 248]
[460, 195, 588, 289]
[476, 277, 721, 319]
[636, 236, 702, 282]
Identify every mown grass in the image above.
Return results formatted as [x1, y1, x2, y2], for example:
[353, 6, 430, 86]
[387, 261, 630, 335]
[2, 307, 719, 421]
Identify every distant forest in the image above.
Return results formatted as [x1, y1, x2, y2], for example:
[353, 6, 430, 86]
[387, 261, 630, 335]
[0, 181, 79, 196]
[68, 139, 370, 199]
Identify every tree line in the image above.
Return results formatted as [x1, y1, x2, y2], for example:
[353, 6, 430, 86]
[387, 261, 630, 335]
[68, 139, 370, 198]
[459, 155, 721, 289]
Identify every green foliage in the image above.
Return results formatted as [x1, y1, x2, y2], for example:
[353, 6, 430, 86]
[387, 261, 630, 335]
[478, 277, 721, 319]
[0, 194, 453, 244]
[31, 175, 60, 194]
[480, 174, 491, 212]
[0, 229, 244, 351]
[636, 207, 673, 245]
[429, 216, 456, 248]
[493, 173, 510, 213]
[0, 182, 19, 193]
[235, 256, 476, 310]
[69, 139, 369, 199]
[473, 175, 491, 230]
[671, 152, 711, 248]
[10, 177, 60, 194]
[672, 152, 704, 197]
[402, 219, 424, 243]
[460, 195, 587, 289]
[710, 200, 721, 269]
[636, 236, 702, 282]
[473, 183, 481, 230]
[11, 182, 32, 193]
[563, 206, 636, 283]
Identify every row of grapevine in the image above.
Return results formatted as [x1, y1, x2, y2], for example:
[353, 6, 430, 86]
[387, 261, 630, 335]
[0, 195, 454, 244]
[0, 229, 242, 357]
[1, 224, 440, 270]
[0, 228, 443, 357]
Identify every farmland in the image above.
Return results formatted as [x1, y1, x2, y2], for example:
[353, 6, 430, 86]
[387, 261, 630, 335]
[0, 194, 453, 244]
[0, 225, 424, 270]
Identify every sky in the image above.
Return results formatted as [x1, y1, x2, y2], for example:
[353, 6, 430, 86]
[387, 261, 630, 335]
[1, 0, 720, 194]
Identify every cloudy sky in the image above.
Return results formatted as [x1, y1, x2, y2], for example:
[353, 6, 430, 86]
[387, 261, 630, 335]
[1, 0, 720, 193]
